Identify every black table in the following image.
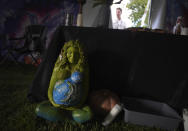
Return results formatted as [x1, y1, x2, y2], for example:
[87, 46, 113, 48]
[28, 26, 188, 112]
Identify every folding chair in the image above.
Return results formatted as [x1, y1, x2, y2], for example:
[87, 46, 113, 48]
[14, 25, 47, 65]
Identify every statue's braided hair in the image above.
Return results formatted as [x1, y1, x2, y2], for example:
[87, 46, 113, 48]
[56, 40, 86, 72]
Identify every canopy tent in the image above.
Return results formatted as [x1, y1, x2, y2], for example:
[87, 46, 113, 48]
[149, 0, 167, 29]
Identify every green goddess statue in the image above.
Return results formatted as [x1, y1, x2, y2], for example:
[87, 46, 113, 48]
[35, 40, 92, 123]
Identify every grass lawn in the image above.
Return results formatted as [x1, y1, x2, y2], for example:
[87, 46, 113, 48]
[0, 62, 177, 131]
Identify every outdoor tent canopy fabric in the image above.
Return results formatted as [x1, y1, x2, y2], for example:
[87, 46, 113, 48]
[150, 0, 167, 29]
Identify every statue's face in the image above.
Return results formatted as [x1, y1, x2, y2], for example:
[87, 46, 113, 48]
[67, 47, 79, 64]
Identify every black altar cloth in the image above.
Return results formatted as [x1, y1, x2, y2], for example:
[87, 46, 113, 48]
[28, 26, 188, 111]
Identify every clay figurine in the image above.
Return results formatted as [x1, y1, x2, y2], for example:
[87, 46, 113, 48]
[35, 40, 92, 123]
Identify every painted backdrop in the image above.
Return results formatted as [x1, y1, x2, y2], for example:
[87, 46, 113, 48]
[0, 0, 79, 64]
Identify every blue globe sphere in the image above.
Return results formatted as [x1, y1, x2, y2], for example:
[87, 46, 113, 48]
[71, 71, 82, 83]
[53, 71, 83, 106]
[53, 80, 72, 105]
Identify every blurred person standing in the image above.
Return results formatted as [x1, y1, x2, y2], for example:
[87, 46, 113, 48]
[113, 7, 126, 29]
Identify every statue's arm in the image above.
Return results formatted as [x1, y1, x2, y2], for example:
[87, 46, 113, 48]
[48, 69, 61, 108]
[48, 66, 70, 107]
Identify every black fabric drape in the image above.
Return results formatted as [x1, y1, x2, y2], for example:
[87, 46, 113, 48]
[28, 26, 188, 112]
[27, 26, 65, 102]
